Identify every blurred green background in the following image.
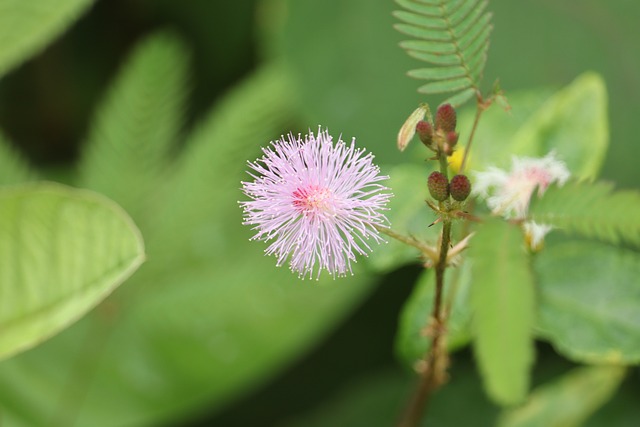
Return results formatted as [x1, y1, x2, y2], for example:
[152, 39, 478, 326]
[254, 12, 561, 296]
[0, 0, 638, 426]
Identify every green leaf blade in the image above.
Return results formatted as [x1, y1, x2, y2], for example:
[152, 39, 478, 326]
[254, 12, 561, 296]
[511, 72, 609, 180]
[394, 24, 453, 42]
[408, 65, 468, 80]
[535, 241, 640, 364]
[0, 183, 144, 361]
[498, 365, 626, 427]
[470, 219, 535, 405]
[418, 76, 472, 94]
[393, 10, 448, 29]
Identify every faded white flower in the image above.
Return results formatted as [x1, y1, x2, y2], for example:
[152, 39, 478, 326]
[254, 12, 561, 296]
[473, 152, 570, 250]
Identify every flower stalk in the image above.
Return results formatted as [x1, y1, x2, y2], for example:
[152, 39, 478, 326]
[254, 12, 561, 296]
[396, 103, 469, 427]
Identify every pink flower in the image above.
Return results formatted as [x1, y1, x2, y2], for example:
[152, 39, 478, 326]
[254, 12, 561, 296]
[473, 152, 570, 250]
[240, 129, 391, 279]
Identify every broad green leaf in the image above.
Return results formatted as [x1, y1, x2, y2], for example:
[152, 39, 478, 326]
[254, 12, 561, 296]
[529, 180, 640, 246]
[365, 164, 440, 272]
[78, 33, 188, 221]
[498, 365, 626, 427]
[0, 0, 95, 78]
[395, 261, 472, 368]
[535, 241, 640, 364]
[470, 219, 535, 405]
[0, 182, 144, 361]
[510, 72, 608, 180]
[0, 131, 34, 185]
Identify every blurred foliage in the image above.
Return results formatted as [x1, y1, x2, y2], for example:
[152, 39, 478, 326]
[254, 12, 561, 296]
[0, 0, 639, 426]
[469, 219, 536, 405]
[0, 23, 376, 427]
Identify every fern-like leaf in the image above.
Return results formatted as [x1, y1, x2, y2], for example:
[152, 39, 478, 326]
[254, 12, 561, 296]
[145, 63, 296, 271]
[78, 32, 189, 222]
[0, 0, 95, 79]
[529, 180, 640, 246]
[393, 0, 493, 107]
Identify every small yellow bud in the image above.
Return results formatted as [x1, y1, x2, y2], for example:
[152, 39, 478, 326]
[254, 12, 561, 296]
[448, 147, 469, 174]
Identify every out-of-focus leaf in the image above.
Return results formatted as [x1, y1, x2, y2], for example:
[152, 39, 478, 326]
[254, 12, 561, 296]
[470, 219, 535, 405]
[78, 32, 188, 221]
[276, 0, 420, 165]
[283, 357, 499, 427]
[0, 131, 34, 185]
[0, 0, 95, 78]
[0, 64, 379, 427]
[0, 183, 144, 361]
[451, 89, 553, 172]
[145, 62, 297, 273]
[585, 368, 640, 427]
[498, 365, 626, 427]
[365, 164, 440, 272]
[529, 180, 640, 246]
[535, 241, 640, 364]
[395, 261, 473, 368]
[510, 72, 608, 180]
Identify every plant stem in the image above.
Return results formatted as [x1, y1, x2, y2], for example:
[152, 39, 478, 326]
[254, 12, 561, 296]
[375, 224, 438, 262]
[397, 219, 452, 427]
[433, 220, 451, 322]
[460, 101, 484, 173]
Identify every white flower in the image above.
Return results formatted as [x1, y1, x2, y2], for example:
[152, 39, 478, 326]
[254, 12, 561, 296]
[473, 152, 570, 250]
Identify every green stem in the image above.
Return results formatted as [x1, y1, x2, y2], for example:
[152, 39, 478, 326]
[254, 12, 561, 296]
[375, 224, 438, 262]
[433, 220, 451, 320]
[396, 219, 452, 427]
[460, 102, 484, 173]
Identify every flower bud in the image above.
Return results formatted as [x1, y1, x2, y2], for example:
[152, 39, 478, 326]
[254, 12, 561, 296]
[416, 120, 433, 148]
[435, 103, 457, 133]
[428, 171, 449, 201]
[446, 131, 459, 146]
[449, 174, 471, 201]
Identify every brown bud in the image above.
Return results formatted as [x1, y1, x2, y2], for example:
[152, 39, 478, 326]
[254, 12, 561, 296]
[450, 174, 471, 201]
[446, 131, 459, 147]
[435, 103, 457, 132]
[416, 120, 433, 148]
[428, 171, 449, 201]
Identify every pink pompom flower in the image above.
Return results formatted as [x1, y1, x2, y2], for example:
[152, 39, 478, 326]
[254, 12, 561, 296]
[240, 129, 392, 279]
